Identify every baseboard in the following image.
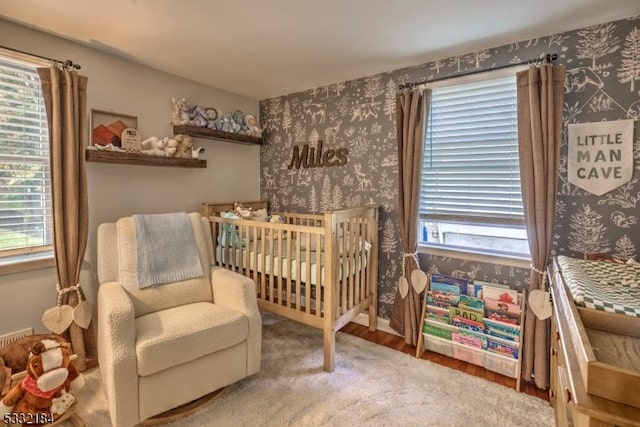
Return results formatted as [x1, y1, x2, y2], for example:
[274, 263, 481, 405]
[351, 313, 402, 337]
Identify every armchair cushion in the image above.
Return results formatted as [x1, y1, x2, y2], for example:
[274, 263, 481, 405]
[135, 301, 248, 376]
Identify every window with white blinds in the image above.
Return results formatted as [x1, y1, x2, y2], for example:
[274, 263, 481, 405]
[419, 71, 529, 257]
[0, 54, 52, 255]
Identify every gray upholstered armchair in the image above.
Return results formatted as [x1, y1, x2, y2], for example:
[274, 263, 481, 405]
[96, 212, 261, 427]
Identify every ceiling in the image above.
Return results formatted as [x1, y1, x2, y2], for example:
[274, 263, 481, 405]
[1, 0, 639, 100]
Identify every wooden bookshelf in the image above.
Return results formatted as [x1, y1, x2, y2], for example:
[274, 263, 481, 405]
[173, 125, 263, 145]
[85, 150, 207, 168]
[416, 274, 525, 391]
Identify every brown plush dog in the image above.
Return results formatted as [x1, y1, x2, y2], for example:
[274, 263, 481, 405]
[0, 334, 67, 396]
[0, 339, 84, 425]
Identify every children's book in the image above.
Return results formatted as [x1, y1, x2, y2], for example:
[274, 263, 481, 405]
[484, 318, 520, 336]
[452, 332, 483, 349]
[431, 273, 468, 295]
[459, 295, 485, 312]
[485, 297, 521, 316]
[486, 309, 520, 325]
[486, 338, 519, 359]
[482, 285, 519, 305]
[451, 316, 484, 333]
[449, 305, 483, 323]
[424, 323, 453, 340]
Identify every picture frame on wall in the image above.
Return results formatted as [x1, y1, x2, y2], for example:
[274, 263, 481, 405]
[90, 109, 138, 148]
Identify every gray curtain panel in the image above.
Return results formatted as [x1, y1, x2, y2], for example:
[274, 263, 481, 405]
[516, 64, 566, 389]
[389, 88, 430, 345]
[38, 66, 95, 370]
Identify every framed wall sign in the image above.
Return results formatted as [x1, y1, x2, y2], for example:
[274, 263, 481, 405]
[90, 109, 138, 148]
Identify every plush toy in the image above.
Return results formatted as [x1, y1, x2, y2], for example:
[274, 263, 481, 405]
[0, 339, 84, 423]
[173, 134, 193, 159]
[214, 115, 240, 133]
[171, 97, 190, 126]
[244, 114, 263, 138]
[162, 137, 179, 157]
[188, 105, 209, 128]
[141, 137, 167, 157]
[191, 147, 205, 159]
[0, 335, 67, 397]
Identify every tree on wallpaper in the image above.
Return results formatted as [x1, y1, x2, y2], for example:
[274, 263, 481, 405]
[568, 204, 611, 258]
[613, 234, 637, 261]
[383, 79, 397, 121]
[282, 100, 292, 132]
[618, 27, 640, 92]
[321, 175, 332, 211]
[381, 217, 397, 260]
[363, 75, 384, 104]
[466, 49, 492, 69]
[430, 59, 446, 74]
[309, 186, 318, 214]
[576, 22, 620, 69]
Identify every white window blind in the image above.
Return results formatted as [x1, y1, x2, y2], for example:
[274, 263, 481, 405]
[0, 55, 52, 254]
[420, 74, 523, 226]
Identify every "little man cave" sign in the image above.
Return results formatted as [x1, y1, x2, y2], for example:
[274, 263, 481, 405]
[567, 119, 634, 196]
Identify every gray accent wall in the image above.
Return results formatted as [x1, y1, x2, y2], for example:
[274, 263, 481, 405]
[260, 15, 640, 319]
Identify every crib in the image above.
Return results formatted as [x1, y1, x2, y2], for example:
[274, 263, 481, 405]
[202, 200, 379, 372]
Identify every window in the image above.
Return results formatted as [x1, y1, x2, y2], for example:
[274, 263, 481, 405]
[0, 52, 53, 256]
[419, 69, 529, 258]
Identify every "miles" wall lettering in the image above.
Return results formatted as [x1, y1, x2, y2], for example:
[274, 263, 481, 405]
[287, 140, 348, 169]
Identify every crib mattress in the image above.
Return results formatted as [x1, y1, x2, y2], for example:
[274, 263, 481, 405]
[556, 255, 640, 317]
[216, 245, 368, 286]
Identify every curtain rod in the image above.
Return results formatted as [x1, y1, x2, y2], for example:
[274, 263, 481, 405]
[0, 44, 81, 70]
[399, 53, 557, 90]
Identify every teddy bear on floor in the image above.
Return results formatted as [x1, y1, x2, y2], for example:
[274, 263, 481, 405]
[0, 339, 85, 424]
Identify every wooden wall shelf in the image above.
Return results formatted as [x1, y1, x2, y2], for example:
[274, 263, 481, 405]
[173, 125, 263, 145]
[85, 150, 207, 168]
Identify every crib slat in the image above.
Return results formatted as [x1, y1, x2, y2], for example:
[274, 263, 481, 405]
[315, 234, 321, 316]
[269, 230, 275, 303]
[286, 229, 292, 308]
[296, 234, 302, 310]
[305, 233, 311, 314]
[260, 227, 266, 300]
[278, 230, 284, 305]
[252, 224, 259, 292]
[341, 222, 348, 315]
[357, 217, 363, 302]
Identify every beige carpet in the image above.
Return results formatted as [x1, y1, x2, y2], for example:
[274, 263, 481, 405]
[67, 312, 553, 426]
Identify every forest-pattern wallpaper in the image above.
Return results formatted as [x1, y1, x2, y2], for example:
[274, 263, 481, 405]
[259, 15, 640, 319]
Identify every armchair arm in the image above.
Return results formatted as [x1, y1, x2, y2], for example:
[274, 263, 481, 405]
[97, 282, 139, 427]
[211, 267, 261, 375]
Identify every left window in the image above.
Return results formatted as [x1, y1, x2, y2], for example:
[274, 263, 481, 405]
[0, 52, 52, 256]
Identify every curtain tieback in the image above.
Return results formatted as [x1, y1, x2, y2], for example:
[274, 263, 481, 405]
[402, 252, 418, 278]
[529, 263, 548, 290]
[55, 282, 83, 306]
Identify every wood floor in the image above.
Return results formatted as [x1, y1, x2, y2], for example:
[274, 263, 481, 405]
[340, 322, 550, 402]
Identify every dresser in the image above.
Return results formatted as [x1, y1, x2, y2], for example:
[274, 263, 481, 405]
[548, 258, 640, 427]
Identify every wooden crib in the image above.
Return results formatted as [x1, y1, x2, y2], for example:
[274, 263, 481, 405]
[202, 200, 378, 372]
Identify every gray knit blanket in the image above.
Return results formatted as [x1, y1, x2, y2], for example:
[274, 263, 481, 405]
[133, 212, 203, 288]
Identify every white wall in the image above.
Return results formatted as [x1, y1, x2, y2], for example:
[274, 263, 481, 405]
[0, 19, 261, 335]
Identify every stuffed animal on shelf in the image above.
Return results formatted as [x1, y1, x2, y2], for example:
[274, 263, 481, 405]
[0, 339, 85, 424]
[141, 137, 167, 157]
[191, 147, 205, 159]
[214, 115, 240, 133]
[171, 97, 190, 126]
[188, 105, 209, 128]
[162, 137, 179, 157]
[173, 134, 193, 159]
[0, 334, 67, 398]
[244, 114, 263, 138]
